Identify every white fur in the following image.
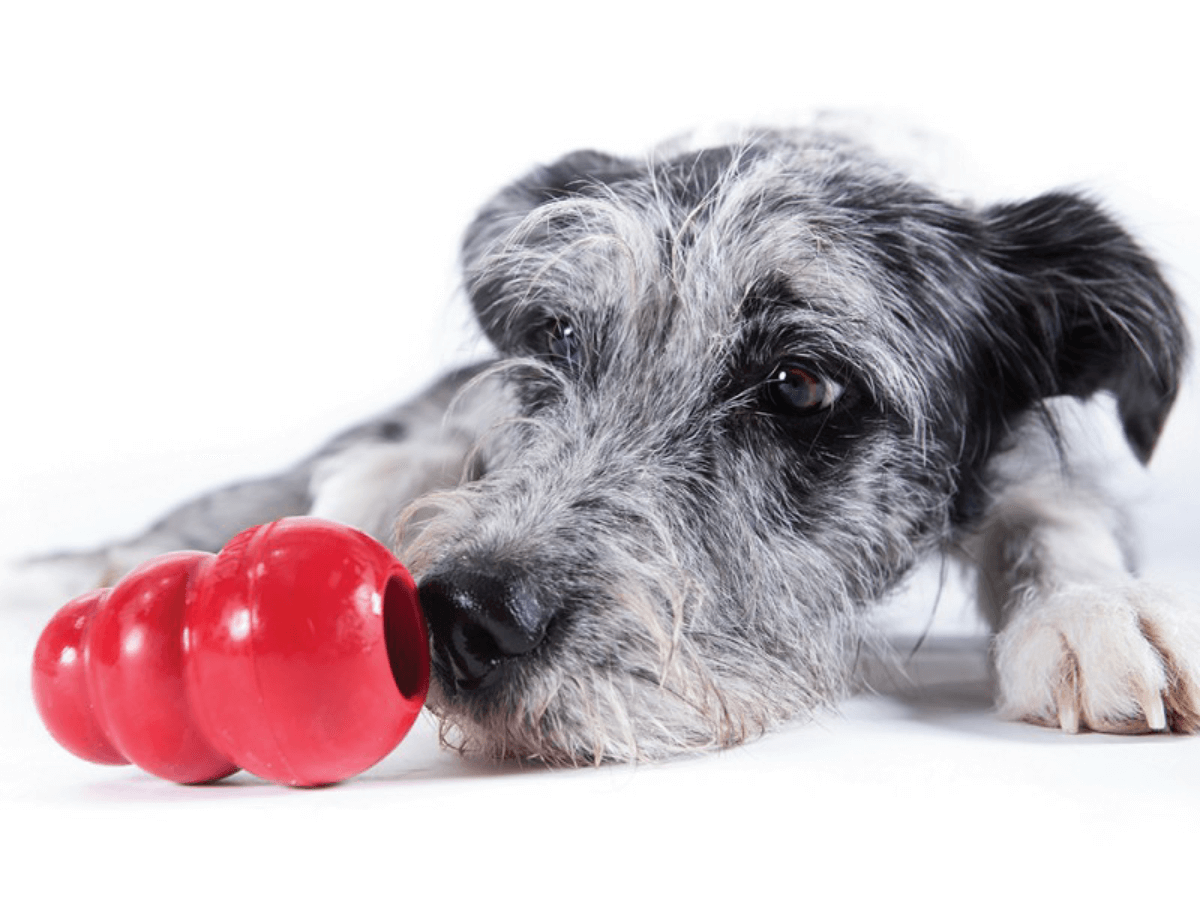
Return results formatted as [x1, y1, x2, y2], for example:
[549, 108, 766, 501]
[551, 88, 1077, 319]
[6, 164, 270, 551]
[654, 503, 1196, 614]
[971, 422, 1200, 733]
[995, 581, 1200, 733]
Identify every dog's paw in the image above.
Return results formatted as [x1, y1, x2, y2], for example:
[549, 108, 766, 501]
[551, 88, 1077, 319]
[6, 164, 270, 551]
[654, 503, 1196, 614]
[994, 582, 1200, 734]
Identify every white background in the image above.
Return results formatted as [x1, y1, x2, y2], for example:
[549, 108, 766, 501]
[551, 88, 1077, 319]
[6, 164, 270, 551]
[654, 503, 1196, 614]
[2, 2, 1197, 896]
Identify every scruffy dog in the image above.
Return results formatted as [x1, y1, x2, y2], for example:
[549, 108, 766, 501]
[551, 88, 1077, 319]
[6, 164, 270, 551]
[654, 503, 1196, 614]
[36, 127, 1197, 764]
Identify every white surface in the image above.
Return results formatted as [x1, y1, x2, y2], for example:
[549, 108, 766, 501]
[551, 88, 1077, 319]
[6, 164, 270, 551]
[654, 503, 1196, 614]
[2, 2, 1198, 895]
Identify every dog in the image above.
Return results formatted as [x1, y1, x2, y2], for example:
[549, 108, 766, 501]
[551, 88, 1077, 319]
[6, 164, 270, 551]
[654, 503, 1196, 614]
[28, 126, 1198, 765]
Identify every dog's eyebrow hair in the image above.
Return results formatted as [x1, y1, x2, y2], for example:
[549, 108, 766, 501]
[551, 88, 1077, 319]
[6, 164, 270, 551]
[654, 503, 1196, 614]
[738, 278, 864, 357]
[739, 273, 801, 318]
[738, 272, 864, 327]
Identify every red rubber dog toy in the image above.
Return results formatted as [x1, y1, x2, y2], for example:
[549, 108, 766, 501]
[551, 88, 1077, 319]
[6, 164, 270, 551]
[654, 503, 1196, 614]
[31, 517, 429, 787]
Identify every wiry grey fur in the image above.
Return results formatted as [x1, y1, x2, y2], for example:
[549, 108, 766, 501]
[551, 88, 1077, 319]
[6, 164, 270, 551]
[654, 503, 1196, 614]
[29, 126, 1197, 765]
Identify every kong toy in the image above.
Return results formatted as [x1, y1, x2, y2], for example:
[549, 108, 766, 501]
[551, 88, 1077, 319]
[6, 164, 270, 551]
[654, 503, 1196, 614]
[31, 517, 429, 787]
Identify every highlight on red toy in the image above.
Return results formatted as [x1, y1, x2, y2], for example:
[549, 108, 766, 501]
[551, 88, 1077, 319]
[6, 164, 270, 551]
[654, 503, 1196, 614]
[31, 518, 429, 788]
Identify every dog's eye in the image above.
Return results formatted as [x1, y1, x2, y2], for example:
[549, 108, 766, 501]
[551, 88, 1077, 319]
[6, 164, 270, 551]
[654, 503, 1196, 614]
[763, 364, 844, 416]
[545, 320, 582, 370]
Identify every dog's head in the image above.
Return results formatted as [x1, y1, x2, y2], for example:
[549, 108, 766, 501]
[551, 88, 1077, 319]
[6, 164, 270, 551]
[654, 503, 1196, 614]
[409, 129, 1187, 763]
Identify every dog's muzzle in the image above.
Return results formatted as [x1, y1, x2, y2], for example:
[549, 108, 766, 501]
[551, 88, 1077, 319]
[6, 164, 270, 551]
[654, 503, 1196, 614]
[418, 568, 554, 692]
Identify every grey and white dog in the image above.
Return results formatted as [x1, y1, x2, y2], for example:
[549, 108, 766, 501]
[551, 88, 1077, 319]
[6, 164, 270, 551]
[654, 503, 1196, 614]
[35, 127, 1198, 764]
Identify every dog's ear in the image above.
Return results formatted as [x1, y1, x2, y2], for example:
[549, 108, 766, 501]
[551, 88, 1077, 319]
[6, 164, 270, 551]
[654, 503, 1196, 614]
[460, 150, 636, 345]
[981, 191, 1188, 463]
[462, 150, 635, 271]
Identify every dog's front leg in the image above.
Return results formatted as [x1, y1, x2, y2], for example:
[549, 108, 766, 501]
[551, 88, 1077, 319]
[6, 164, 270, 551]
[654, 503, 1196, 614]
[969, 475, 1200, 734]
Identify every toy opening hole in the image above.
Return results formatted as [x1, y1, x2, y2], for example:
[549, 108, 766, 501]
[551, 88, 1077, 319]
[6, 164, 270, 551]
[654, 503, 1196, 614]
[382, 576, 428, 701]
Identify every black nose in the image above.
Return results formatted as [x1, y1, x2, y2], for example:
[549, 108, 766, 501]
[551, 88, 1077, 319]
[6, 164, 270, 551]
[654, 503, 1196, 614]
[418, 569, 553, 692]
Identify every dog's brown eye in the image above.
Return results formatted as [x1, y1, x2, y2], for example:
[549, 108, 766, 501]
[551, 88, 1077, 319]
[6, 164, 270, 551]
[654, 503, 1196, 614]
[764, 364, 844, 415]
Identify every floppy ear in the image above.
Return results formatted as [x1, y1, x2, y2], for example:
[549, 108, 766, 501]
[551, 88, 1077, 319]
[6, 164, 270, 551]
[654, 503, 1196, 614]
[461, 150, 635, 273]
[982, 191, 1189, 463]
[459, 150, 636, 346]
